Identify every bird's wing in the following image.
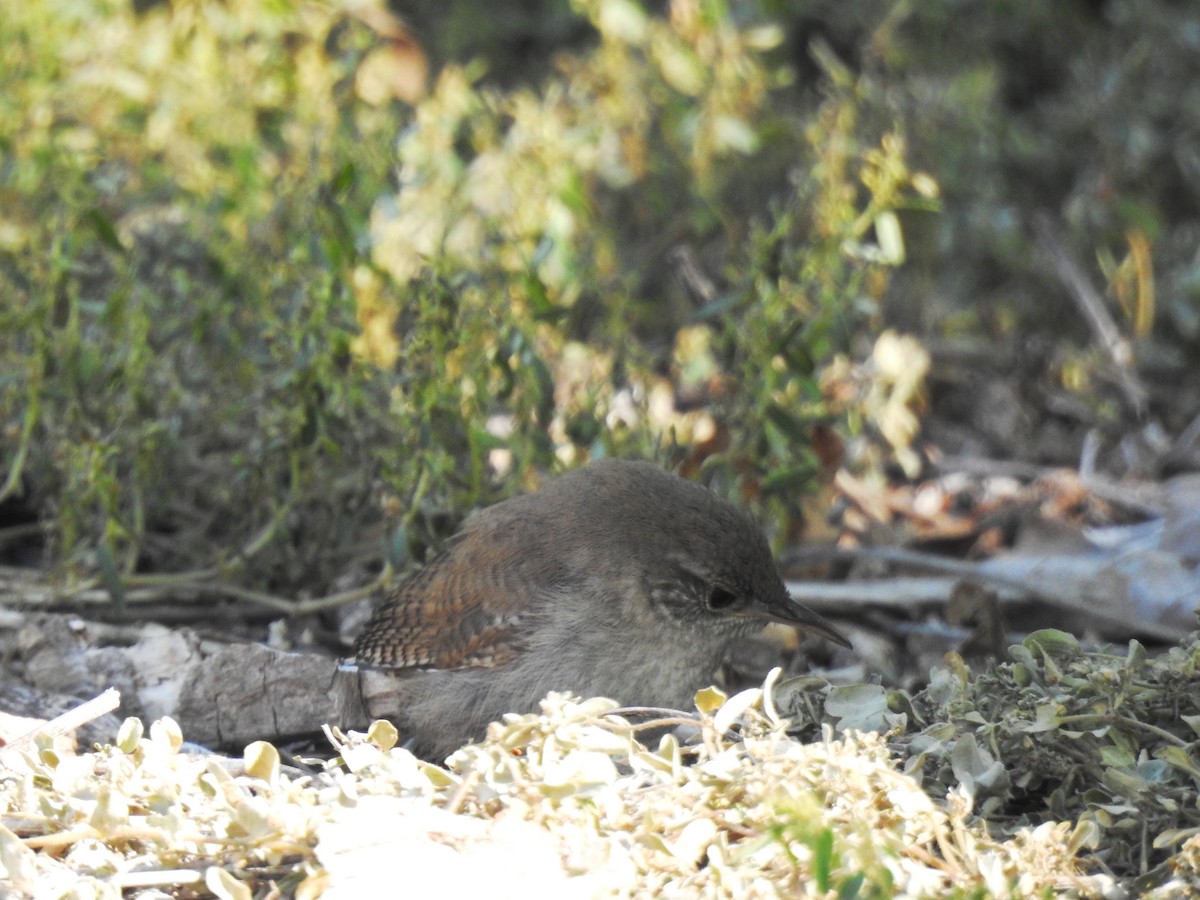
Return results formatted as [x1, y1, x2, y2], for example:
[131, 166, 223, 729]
[351, 541, 546, 671]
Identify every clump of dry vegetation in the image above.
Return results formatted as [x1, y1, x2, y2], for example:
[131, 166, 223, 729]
[0, 685, 1107, 897]
[6, 628, 1200, 894]
[810, 626, 1200, 887]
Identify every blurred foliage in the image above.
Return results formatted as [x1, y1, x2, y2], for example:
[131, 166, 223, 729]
[874, 0, 1200, 412]
[0, 0, 922, 595]
[0, 0, 402, 590]
[3, 0, 1195, 597]
[362, 0, 931, 536]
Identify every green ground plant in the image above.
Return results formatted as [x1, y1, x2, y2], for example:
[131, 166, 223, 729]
[0, 0, 919, 596]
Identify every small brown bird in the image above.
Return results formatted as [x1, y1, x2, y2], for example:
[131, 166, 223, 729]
[351, 458, 849, 758]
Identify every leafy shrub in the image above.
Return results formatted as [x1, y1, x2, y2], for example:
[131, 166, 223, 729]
[0, 0, 921, 595]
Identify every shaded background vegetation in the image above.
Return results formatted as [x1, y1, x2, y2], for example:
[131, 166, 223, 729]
[1, 0, 1196, 604]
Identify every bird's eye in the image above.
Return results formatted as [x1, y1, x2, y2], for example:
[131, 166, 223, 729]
[706, 585, 741, 612]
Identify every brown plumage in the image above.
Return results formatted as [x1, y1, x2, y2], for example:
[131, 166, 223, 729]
[351, 458, 849, 758]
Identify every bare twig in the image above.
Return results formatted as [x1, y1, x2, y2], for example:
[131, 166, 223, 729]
[1032, 212, 1148, 417]
[783, 545, 1190, 644]
[1170, 408, 1200, 464]
[0, 688, 121, 759]
[0, 566, 385, 617]
[667, 244, 718, 308]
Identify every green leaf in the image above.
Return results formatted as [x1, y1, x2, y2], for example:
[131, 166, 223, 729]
[1017, 702, 1062, 734]
[811, 827, 834, 893]
[1022, 629, 1080, 659]
[85, 207, 126, 253]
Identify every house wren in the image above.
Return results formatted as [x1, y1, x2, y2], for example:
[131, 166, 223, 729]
[351, 458, 849, 758]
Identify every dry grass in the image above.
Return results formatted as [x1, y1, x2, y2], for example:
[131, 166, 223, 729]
[2, 679, 1115, 898]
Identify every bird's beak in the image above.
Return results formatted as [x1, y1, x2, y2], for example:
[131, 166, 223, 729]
[757, 594, 852, 648]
